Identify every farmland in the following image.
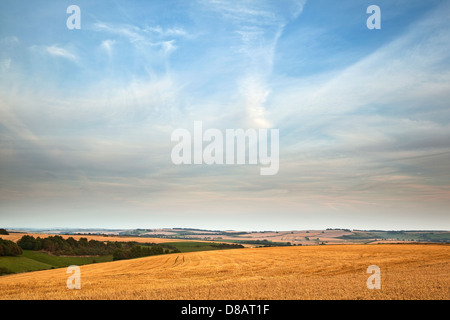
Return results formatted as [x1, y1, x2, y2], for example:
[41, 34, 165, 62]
[0, 250, 113, 274]
[5, 228, 449, 246]
[0, 244, 448, 300]
[0, 234, 243, 275]
[78, 228, 450, 245]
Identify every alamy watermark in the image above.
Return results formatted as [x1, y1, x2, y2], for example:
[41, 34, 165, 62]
[367, 5, 381, 30]
[366, 265, 381, 289]
[171, 121, 279, 175]
[65, 4, 380, 31]
[66, 5, 81, 30]
[66, 265, 81, 290]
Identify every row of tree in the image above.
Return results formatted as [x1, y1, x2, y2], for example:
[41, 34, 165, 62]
[17, 235, 121, 256]
[16, 235, 179, 259]
[230, 239, 291, 246]
[209, 243, 245, 249]
[0, 238, 22, 256]
[112, 245, 168, 261]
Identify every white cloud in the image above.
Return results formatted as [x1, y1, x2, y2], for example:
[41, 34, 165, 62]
[161, 40, 177, 56]
[197, 0, 307, 129]
[100, 39, 115, 56]
[1, 0, 449, 230]
[93, 22, 180, 58]
[93, 22, 144, 43]
[45, 45, 78, 62]
[145, 25, 188, 37]
[269, 2, 450, 127]
[239, 76, 272, 128]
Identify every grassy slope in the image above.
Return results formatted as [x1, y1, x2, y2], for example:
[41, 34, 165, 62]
[0, 250, 113, 274]
[0, 255, 51, 274]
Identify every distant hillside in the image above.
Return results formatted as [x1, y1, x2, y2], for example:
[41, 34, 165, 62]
[4, 228, 450, 245]
[337, 230, 450, 242]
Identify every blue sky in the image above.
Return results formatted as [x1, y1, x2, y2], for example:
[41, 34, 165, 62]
[1, 0, 449, 230]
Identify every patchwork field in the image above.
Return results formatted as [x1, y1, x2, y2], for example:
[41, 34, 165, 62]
[110, 228, 450, 245]
[0, 244, 448, 300]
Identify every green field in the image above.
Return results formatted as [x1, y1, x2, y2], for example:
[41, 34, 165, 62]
[0, 250, 112, 275]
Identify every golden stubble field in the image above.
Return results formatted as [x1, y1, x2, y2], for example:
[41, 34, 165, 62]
[0, 244, 448, 300]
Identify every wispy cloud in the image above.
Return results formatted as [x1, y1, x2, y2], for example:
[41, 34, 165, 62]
[0, 0, 449, 230]
[198, 0, 307, 128]
[100, 39, 115, 56]
[145, 25, 188, 38]
[93, 21, 182, 61]
[27, 44, 79, 63]
[45, 45, 78, 62]
[93, 22, 145, 43]
[260, 2, 450, 217]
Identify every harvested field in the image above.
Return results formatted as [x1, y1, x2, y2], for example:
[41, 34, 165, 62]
[0, 244, 448, 300]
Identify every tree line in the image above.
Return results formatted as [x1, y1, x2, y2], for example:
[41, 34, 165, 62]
[112, 245, 167, 261]
[209, 243, 245, 249]
[229, 239, 291, 246]
[15, 235, 180, 260]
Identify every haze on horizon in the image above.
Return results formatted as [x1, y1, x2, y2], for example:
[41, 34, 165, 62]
[1, 0, 450, 231]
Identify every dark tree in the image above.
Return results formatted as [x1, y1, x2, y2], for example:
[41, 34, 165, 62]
[0, 238, 22, 256]
[17, 235, 37, 250]
[16, 235, 167, 260]
[113, 248, 131, 261]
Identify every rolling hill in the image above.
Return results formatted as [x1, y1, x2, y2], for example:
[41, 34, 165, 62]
[0, 244, 448, 300]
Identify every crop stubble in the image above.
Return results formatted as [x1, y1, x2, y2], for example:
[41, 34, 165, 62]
[0, 244, 448, 300]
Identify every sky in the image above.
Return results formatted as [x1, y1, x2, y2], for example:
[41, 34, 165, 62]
[0, 0, 449, 231]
